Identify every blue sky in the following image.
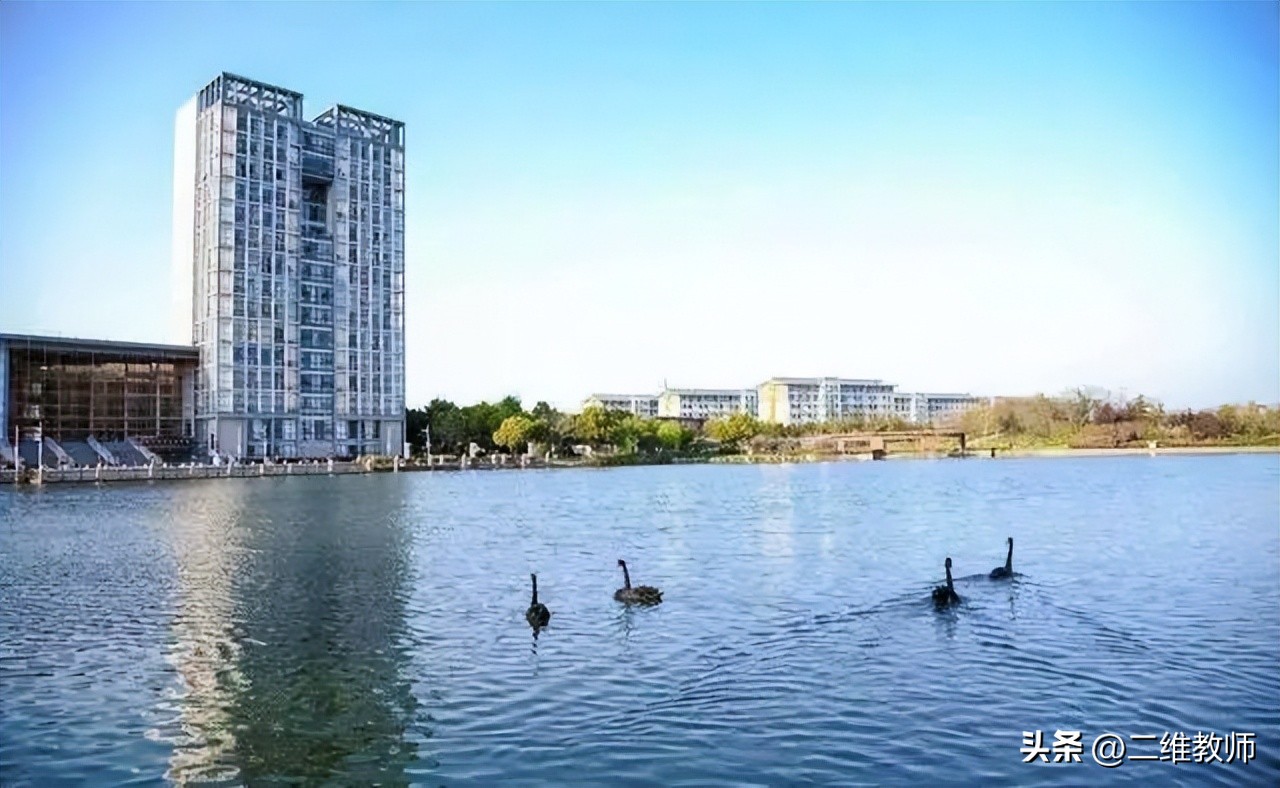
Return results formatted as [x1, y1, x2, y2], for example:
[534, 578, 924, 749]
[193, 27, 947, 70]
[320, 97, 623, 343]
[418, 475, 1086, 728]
[1, 1, 1276, 410]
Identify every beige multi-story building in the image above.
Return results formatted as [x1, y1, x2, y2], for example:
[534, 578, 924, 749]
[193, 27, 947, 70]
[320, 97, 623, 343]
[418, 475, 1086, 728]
[757, 377, 981, 426]
[657, 388, 757, 420]
[756, 377, 897, 425]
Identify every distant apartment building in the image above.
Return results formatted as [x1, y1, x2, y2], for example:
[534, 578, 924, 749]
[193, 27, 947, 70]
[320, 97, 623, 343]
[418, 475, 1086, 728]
[757, 377, 896, 425]
[892, 392, 926, 424]
[173, 73, 406, 459]
[657, 388, 758, 420]
[756, 377, 980, 426]
[579, 377, 981, 426]
[891, 392, 981, 425]
[582, 393, 659, 418]
[900, 392, 982, 424]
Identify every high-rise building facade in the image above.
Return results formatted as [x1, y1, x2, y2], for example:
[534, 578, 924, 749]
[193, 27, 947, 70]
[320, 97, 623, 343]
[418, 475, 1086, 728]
[173, 73, 405, 459]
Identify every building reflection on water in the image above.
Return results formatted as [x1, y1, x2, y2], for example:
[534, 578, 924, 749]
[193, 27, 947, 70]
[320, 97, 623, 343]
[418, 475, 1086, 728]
[162, 477, 421, 784]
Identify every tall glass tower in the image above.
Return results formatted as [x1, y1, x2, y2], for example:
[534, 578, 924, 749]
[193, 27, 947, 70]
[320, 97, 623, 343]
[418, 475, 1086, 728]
[172, 73, 405, 459]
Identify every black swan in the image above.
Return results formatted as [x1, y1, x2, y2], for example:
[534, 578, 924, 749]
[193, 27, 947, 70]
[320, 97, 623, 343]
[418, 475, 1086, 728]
[932, 557, 961, 608]
[526, 573, 551, 628]
[989, 537, 1013, 579]
[614, 559, 662, 605]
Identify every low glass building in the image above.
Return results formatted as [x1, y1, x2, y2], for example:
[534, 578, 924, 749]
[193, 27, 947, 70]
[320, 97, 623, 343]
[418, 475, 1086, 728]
[0, 333, 199, 467]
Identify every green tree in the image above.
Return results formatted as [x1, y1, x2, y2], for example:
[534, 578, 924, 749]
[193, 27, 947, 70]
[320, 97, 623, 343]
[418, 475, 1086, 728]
[422, 399, 465, 453]
[530, 418, 557, 447]
[493, 415, 537, 453]
[453, 397, 523, 452]
[574, 406, 621, 446]
[657, 420, 693, 451]
[527, 401, 570, 452]
[496, 395, 524, 423]
[609, 416, 640, 454]
[406, 406, 430, 454]
[459, 402, 494, 450]
[609, 415, 663, 455]
[705, 412, 762, 449]
[636, 419, 664, 454]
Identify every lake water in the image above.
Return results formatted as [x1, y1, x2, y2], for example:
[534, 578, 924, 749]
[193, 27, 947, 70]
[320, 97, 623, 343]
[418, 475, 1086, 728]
[1, 455, 1278, 786]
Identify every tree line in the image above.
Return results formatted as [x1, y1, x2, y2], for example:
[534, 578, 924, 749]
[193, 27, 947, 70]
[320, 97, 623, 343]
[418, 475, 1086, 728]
[404, 399, 701, 457]
[405, 389, 1278, 458]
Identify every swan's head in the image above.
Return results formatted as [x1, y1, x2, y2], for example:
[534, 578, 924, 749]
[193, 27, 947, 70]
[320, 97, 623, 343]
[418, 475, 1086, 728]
[944, 557, 952, 570]
[1007, 537, 1013, 546]
[530, 572, 537, 583]
[617, 559, 626, 568]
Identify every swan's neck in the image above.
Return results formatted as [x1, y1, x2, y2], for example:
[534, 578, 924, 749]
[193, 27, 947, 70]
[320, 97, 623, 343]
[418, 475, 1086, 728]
[531, 575, 539, 605]
[621, 563, 632, 589]
[1005, 542, 1013, 571]
[946, 565, 954, 590]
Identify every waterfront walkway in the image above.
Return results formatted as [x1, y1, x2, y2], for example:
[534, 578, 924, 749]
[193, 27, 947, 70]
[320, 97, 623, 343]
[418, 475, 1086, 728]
[3, 445, 1274, 487]
[0, 461, 367, 485]
[0, 454, 561, 486]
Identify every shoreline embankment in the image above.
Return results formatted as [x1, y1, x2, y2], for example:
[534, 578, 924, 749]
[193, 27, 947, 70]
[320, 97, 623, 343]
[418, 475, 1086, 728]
[972, 445, 1279, 459]
[2, 444, 1275, 487]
